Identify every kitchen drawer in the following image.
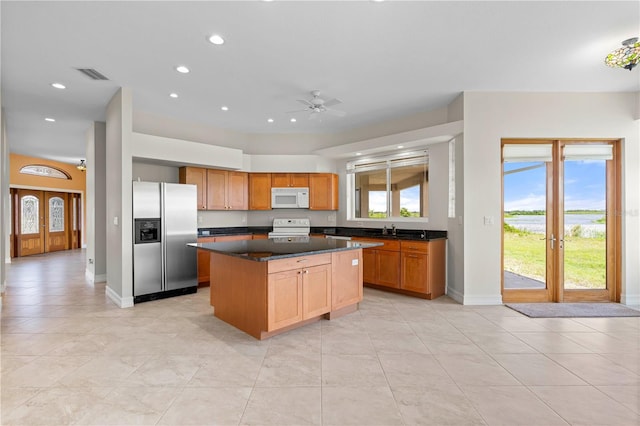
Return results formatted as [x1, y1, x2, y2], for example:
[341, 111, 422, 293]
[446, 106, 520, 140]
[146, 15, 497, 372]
[400, 240, 428, 253]
[352, 237, 400, 252]
[198, 236, 216, 243]
[268, 253, 332, 273]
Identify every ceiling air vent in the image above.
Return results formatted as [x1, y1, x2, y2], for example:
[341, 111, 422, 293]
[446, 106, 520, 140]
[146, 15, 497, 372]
[76, 68, 109, 81]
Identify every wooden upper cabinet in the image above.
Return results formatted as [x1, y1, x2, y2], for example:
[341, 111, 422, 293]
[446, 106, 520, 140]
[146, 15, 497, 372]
[179, 167, 207, 210]
[271, 173, 309, 188]
[309, 173, 339, 210]
[206, 169, 227, 210]
[249, 173, 272, 210]
[227, 172, 249, 210]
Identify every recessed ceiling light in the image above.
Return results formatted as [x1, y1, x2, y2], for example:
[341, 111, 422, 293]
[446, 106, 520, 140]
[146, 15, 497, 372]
[176, 65, 190, 74]
[45, 117, 55, 122]
[397, 145, 404, 149]
[51, 83, 66, 89]
[356, 152, 362, 156]
[267, 118, 274, 123]
[221, 106, 229, 111]
[208, 34, 225, 45]
[290, 118, 297, 123]
[169, 93, 178, 98]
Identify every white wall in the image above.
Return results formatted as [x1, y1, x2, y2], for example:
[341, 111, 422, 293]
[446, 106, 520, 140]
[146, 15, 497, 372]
[462, 91, 640, 305]
[105, 89, 134, 308]
[248, 155, 336, 173]
[131, 132, 244, 170]
[85, 122, 107, 283]
[446, 94, 465, 302]
[132, 162, 179, 183]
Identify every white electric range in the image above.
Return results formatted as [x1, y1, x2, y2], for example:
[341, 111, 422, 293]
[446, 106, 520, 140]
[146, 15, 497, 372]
[268, 218, 311, 242]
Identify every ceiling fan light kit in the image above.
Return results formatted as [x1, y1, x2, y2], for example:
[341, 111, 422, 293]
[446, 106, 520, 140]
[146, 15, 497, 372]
[605, 37, 640, 71]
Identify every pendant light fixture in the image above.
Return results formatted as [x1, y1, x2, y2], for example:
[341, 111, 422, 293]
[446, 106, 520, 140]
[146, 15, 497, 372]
[605, 37, 640, 71]
[76, 159, 87, 172]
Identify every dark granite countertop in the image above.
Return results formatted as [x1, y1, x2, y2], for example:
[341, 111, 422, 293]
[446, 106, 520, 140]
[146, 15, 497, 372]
[188, 237, 381, 262]
[198, 226, 446, 241]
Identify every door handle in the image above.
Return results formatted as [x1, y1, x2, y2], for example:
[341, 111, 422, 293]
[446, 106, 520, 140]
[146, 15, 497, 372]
[541, 234, 556, 249]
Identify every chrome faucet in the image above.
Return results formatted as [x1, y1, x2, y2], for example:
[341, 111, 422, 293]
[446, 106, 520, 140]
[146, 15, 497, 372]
[391, 224, 396, 236]
[382, 226, 388, 235]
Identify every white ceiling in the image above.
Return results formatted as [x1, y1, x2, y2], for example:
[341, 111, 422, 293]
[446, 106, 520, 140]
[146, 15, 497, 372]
[2, 1, 638, 164]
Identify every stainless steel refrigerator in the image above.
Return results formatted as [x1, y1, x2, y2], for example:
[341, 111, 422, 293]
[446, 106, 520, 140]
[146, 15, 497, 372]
[132, 181, 197, 303]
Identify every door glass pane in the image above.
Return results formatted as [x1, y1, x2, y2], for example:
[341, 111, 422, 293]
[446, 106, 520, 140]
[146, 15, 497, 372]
[503, 161, 548, 289]
[49, 197, 65, 232]
[21, 195, 39, 234]
[355, 169, 387, 218]
[390, 164, 428, 218]
[563, 158, 607, 290]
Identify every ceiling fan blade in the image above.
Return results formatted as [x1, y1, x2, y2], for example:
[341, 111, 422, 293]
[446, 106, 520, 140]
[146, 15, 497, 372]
[285, 109, 309, 114]
[297, 99, 313, 106]
[308, 111, 322, 121]
[323, 98, 342, 108]
[324, 108, 346, 117]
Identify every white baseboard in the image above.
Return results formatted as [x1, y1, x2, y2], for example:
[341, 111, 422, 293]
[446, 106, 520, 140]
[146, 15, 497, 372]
[463, 294, 503, 306]
[621, 294, 640, 306]
[446, 287, 464, 304]
[105, 286, 134, 308]
[85, 270, 107, 283]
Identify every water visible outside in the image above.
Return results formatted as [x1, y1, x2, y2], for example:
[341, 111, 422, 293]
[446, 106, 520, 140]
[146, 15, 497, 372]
[505, 214, 606, 238]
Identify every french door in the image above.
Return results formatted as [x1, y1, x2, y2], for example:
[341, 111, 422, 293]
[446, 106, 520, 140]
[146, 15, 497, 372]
[12, 189, 79, 257]
[502, 140, 620, 303]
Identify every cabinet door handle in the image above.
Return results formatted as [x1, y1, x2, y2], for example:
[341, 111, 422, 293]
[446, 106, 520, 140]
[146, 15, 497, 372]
[297, 259, 307, 263]
[407, 254, 419, 258]
[303, 270, 308, 274]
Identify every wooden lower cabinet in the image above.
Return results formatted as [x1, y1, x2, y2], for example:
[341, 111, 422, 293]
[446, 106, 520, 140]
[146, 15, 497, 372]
[377, 250, 401, 288]
[267, 257, 332, 332]
[401, 251, 428, 293]
[268, 263, 332, 332]
[210, 249, 362, 339]
[353, 238, 400, 289]
[356, 237, 446, 299]
[197, 237, 216, 285]
[268, 269, 303, 331]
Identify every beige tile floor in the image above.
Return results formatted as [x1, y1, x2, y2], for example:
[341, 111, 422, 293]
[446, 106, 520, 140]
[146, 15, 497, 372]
[1, 249, 639, 425]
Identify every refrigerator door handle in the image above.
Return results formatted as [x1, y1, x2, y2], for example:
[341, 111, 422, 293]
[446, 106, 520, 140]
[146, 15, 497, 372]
[160, 183, 167, 291]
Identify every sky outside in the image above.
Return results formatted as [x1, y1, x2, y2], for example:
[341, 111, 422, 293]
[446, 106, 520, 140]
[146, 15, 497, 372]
[368, 186, 420, 213]
[504, 160, 606, 211]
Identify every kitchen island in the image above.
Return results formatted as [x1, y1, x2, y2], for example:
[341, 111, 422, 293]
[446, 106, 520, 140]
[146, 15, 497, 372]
[189, 238, 380, 339]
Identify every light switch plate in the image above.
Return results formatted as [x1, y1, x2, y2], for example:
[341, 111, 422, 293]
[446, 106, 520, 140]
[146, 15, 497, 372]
[351, 259, 359, 266]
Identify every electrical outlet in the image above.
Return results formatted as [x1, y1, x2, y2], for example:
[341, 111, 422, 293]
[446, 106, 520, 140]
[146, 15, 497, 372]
[484, 216, 494, 225]
[88, 258, 94, 264]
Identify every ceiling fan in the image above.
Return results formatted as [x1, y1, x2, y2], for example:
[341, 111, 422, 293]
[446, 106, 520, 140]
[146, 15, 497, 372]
[287, 90, 346, 120]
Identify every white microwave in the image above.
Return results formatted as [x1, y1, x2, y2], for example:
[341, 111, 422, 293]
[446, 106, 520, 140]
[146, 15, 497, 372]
[271, 187, 310, 209]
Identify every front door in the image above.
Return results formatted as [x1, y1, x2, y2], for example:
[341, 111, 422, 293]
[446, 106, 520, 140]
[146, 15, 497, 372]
[16, 189, 45, 256]
[502, 140, 620, 303]
[45, 192, 69, 252]
[13, 189, 77, 257]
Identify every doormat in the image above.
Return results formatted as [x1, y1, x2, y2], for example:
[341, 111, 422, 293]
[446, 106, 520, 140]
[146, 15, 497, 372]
[505, 303, 640, 318]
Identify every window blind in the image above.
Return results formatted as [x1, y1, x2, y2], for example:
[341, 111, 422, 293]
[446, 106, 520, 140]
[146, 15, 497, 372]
[503, 144, 552, 163]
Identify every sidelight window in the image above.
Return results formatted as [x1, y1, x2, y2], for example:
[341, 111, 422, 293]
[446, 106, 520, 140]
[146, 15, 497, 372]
[347, 151, 428, 220]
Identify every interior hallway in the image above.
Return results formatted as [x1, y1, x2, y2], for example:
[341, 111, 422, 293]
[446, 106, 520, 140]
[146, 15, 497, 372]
[1, 250, 639, 425]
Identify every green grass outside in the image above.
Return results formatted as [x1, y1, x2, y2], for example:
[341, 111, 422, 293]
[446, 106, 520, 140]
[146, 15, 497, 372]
[504, 227, 606, 289]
